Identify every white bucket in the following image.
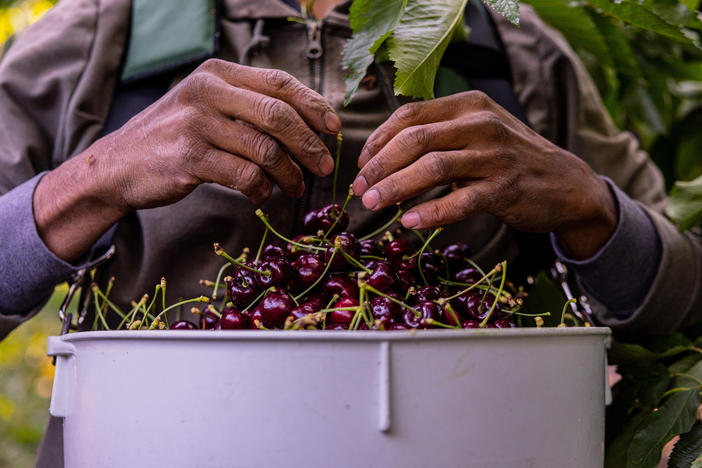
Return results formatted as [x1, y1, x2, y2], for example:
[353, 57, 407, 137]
[48, 328, 610, 468]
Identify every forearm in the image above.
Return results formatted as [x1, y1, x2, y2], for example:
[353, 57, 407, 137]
[34, 141, 128, 263]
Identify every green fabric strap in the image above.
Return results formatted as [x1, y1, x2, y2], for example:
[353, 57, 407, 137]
[121, 0, 217, 82]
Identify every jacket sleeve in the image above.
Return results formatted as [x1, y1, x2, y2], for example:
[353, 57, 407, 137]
[0, 0, 129, 339]
[496, 5, 702, 334]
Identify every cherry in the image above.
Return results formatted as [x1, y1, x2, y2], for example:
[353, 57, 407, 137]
[250, 307, 265, 329]
[303, 208, 323, 234]
[327, 323, 349, 330]
[261, 244, 287, 262]
[461, 319, 480, 328]
[454, 267, 482, 285]
[395, 268, 416, 290]
[286, 235, 317, 260]
[359, 239, 381, 257]
[323, 274, 359, 300]
[218, 306, 251, 330]
[451, 292, 501, 321]
[328, 297, 359, 326]
[291, 254, 325, 289]
[303, 204, 349, 235]
[384, 238, 417, 270]
[389, 322, 411, 330]
[441, 242, 471, 271]
[256, 290, 296, 329]
[403, 301, 444, 329]
[227, 269, 260, 309]
[493, 318, 516, 328]
[170, 320, 198, 330]
[290, 294, 324, 320]
[255, 258, 291, 289]
[199, 308, 219, 330]
[419, 252, 444, 283]
[366, 261, 398, 293]
[326, 232, 360, 270]
[413, 286, 442, 304]
[369, 295, 401, 324]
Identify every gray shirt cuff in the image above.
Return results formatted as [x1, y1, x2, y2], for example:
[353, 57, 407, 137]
[550, 178, 662, 319]
[0, 173, 115, 316]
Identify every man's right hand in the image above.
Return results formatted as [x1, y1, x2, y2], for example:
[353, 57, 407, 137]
[33, 59, 341, 262]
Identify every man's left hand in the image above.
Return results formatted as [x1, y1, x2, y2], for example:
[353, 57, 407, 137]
[352, 91, 617, 260]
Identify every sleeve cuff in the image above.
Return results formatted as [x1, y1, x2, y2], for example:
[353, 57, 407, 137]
[550, 177, 662, 318]
[0, 173, 115, 316]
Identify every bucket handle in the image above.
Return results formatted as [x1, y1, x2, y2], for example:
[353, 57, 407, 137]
[47, 337, 76, 418]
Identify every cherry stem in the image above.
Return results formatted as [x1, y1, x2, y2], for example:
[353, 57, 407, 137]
[559, 298, 577, 326]
[324, 185, 353, 240]
[425, 318, 459, 329]
[294, 247, 338, 301]
[340, 249, 372, 273]
[441, 265, 500, 303]
[479, 261, 507, 328]
[160, 278, 169, 328]
[411, 229, 426, 243]
[142, 284, 163, 328]
[359, 206, 404, 241]
[672, 373, 702, 386]
[118, 296, 146, 330]
[214, 243, 272, 276]
[332, 132, 342, 206]
[416, 227, 443, 286]
[361, 283, 421, 318]
[360, 255, 384, 261]
[325, 294, 339, 309]
[99, 277, 115, 324]
[212, 263, 232, 300]
[152, 296, 210, 324]
[91, 287, 110, 331]
[445, 303, 461, 328]
[254, 227, 269, 265]
[255, 210, 326, 251]
[465, 258, 486, 276]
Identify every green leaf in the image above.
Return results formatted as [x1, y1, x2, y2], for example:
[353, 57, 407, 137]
[608, 339, 694, 365]
[669, 424, 702, 468]
[587, 9, 641, 78]
[522, 271, 566, 327]
[667, 174, 702, 231]
[618, 361, 672, 410]
[341, 0, 407, 105]
[527, 0, 613, 68]
[587, 0, 694, 44]
[388, 0, 469, 100]
[627, 361, 702, 468]
[481, 0, 520, 25]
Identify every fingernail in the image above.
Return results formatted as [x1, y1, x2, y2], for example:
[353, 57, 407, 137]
[319, 156, 334, 176]
[402, 212, 420, 228]
[352, 176, 368, 195]
[362, 189, 379, 210]
[324, 110, 341, 133]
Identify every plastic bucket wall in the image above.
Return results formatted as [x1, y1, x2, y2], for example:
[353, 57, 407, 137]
[47, 328, 610, 468]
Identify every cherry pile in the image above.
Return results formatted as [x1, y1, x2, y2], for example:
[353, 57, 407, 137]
[161, 191, 532, 332]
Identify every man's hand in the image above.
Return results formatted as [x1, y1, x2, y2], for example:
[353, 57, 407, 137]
[352, 90, 617, 260]
[34, 59, 341, 262]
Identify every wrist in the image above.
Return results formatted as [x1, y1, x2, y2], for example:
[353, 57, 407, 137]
[554, 175, 618, 260]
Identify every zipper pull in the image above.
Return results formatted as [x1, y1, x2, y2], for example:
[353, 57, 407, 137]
[306, 21, 323, 60]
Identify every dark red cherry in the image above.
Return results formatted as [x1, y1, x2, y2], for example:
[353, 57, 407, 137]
[441, 242, 471, 271]
[250, 307, 265, 329]
[413, 286, 442, 304]
[261, 244, 287, 262]
[367, 261, 398, 293]
[395, 268, 416, 290]
[227, 269, 260, 309]
[419, 252, 444, 282]
[493, 318, 516, 328]
[323, 275, 359, 300]
[454, 267, 482, 285]
[327, 323, 349, 330]
[218, 307, 251, 330]
[384, 238, 416, 269]
[326, 232, 360, 270]
[462, 319, 480, 328]
[170, 320, 198, 330]
[389, 322, 411, 330]
[369, 295, 401, 323]
[199, 308, 219, 330]
[291, 254, 325, 289]
[290, 294, 324, 320]
[403, 301, 444, 329]
[303, 208, 323, 234]
[319, 203, 349, 235]
[255, 258, 291, 289]
[359, 239, 381, 257]
[451, 292, 500, 321]
[328, 297, 359, 326]
[257, 290, 296, 329]
[286, 234, 317, 260]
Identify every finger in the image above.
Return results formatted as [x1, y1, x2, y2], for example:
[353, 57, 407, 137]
[193, 147, 274, 205]
[400, 184, 494, 229]
[199, 59, 341, 135]
[205, 116, 304, 198]
[359, 91, 496, 167]
[353, 121, 461, 196]
[206, 80, 334, 177]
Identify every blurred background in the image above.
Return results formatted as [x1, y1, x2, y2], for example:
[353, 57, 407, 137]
[1, 0, 701, 466]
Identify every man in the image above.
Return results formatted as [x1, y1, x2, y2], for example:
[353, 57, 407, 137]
[0, 1, 700, 337]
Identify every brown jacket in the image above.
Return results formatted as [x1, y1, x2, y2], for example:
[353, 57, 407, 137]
[0, 0, 700, 344]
